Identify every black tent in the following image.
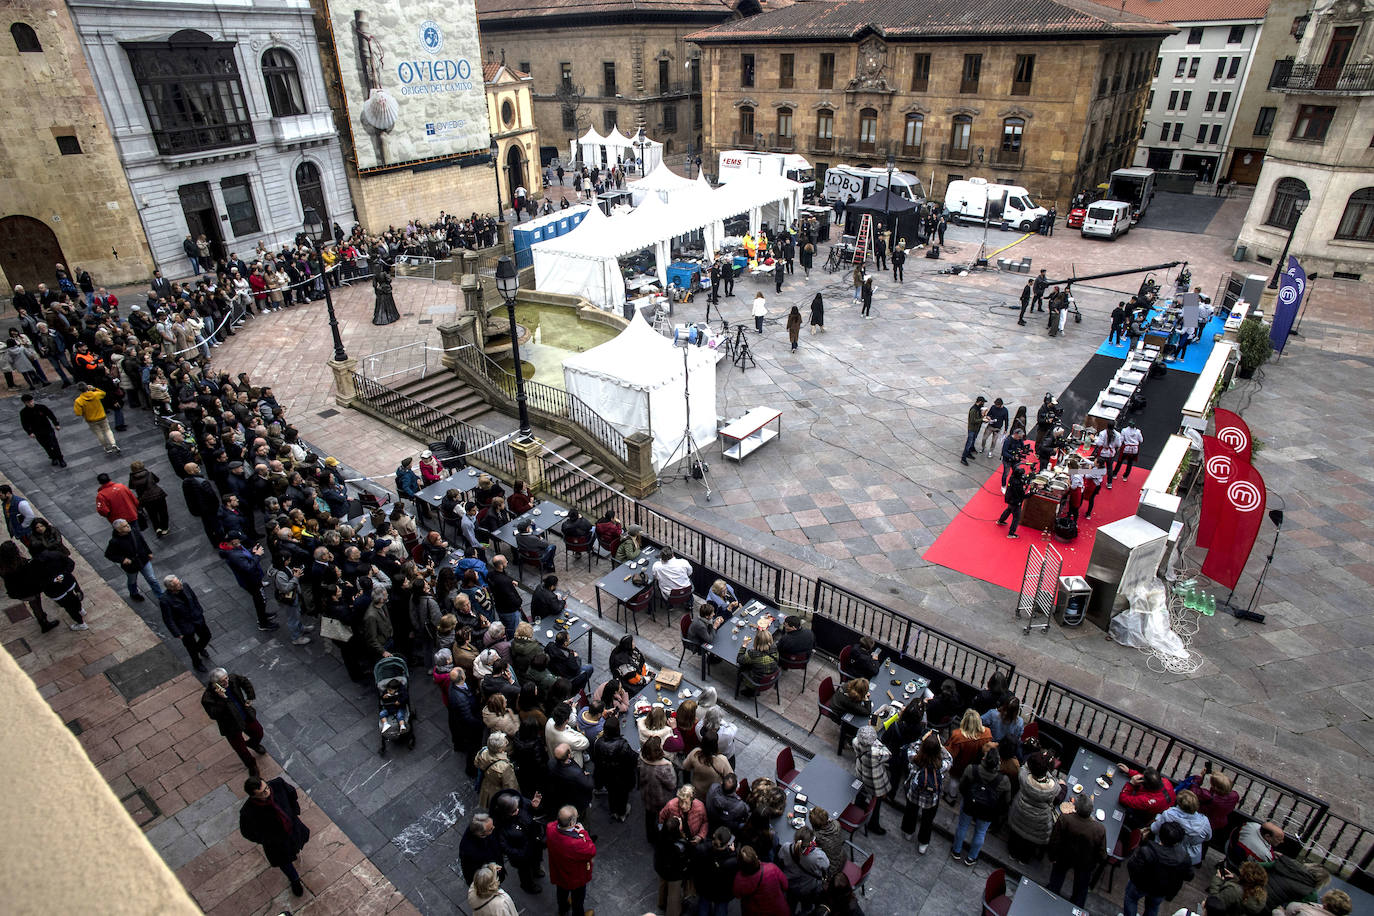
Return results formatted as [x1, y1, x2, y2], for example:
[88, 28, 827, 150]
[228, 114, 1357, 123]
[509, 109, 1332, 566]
[843, 189, 923, 250]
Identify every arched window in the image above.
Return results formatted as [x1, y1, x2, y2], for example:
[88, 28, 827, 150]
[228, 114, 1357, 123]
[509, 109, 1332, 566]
[11, 22, 40, 52]
[1266, 177, 1309, 230]
[776, 107, 793, 139]
[295, 161, 327, 232]
[903, 114, 923, 154]
[1336, 187, 1374, 242]
[858, 107, 877, 152]
[950, 114, 973, 152]
[739, 106, 754, 141]
[262, 48, 305, 118]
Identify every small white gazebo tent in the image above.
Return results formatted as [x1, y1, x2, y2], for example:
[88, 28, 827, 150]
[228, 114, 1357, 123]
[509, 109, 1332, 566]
[628, 160, 699, 206]
[603, 126, 634, 167]
[562, 311, 718, 471]
[576, 126, 606, 167]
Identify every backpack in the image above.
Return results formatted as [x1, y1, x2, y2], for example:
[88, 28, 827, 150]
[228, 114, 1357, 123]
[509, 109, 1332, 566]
[269, 567, 297, 605]
[965, 773, 1002, 820]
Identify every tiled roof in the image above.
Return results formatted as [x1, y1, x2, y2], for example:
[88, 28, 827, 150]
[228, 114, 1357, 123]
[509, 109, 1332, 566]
[478, 0, 735, 24]
[689, 0, 1176, 42]
[484, 61, 531, 82]
[1119, 0, 1269, 24]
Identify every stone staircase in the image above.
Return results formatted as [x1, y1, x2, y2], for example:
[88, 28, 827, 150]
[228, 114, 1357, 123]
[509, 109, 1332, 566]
[390, 372, 619, 514]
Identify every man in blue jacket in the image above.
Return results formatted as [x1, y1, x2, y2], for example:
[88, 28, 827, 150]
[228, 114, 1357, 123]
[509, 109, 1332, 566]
[395, 456, 421, 512]
[218, 530, 277, 631]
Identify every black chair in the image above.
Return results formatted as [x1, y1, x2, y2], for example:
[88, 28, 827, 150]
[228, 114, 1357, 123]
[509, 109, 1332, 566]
[515, 545, 545, 583]
[780, 649, 813, 691]
[594, 531, 621, 568]
[661, 584, 694, 620]
[620, 588, 652, 635]
[678, 613, 708, 679]
[735, 665, 782, 717]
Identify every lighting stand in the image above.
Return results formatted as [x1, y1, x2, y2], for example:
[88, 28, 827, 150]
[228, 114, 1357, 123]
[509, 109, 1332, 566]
[665, 344, 713, 501]
[731, 323, 755, 372]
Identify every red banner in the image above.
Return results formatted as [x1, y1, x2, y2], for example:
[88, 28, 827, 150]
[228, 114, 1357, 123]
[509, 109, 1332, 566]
[1213, 408, 1253, 464]
[1200, 460, 1266, 590]
[1197, 436, 1242, 550]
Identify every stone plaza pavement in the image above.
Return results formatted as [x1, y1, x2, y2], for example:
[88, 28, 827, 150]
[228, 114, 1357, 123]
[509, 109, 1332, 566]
[192, 193, 1374, 829]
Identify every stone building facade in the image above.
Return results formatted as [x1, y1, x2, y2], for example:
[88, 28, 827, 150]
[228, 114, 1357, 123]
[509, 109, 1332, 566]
[1, 0, 152, 293]
[1224, 0, 1313, 185]
[1237, 0, 1374, 280]
[66, 0, 352, 278]
[688, 0, 1174, 209]
[485, 63, 543, 212]
[477, 0, 738, 170]
[1122, 0, 1268, 184]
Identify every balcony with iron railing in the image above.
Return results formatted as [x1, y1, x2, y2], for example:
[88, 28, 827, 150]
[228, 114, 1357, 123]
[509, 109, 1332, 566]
[897, 142, 924, 162]
[809, 136, 834, 153]
[939, 143, 974, 165]
[990, 146, 1025, 169]
[1270, 59, 1374, 93]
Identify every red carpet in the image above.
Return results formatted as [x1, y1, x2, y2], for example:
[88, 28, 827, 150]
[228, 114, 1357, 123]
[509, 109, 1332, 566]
[922, 466, 1150, 591]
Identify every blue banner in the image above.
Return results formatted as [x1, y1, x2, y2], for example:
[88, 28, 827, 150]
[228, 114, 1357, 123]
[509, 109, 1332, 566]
[1271, 255, 1306, 352]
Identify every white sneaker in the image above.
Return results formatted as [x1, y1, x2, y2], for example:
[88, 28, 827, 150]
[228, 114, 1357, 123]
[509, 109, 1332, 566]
[292, 636, 312, 646]
[918, 844, 929, 854]
[70, 622, 89, 631]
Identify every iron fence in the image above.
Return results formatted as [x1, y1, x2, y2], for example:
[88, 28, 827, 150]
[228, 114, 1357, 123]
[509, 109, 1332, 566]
[358, 341, 434, 385]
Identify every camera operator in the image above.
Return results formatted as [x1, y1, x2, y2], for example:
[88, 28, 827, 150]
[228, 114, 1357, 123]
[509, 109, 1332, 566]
[1035, 394, 1061, 441]
[999, 430, 1030, 491]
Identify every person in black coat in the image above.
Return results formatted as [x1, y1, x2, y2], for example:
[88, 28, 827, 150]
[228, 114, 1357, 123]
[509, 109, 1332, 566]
[32, 547, 88, 628]
[19, 393, 64, 467]
[491, 787, 546, 893]
[447, 668, 483, 777]
[458, 814, 505, 886]
[103, 518, 162, 603]
[239, 775, 311, 897]
[159, 575, 212, 672]
[486, 555, 523, 626]
[998, 466, 1028, 539]
[1123, 820, 1194, 916]
[546, 743, 594, 821]
[181, 463, 222, 544]
[591, 717, 637, 821]
[530, 574, 565, 621]
[691, 828, 740, 912]
[203, 668, 267, 773]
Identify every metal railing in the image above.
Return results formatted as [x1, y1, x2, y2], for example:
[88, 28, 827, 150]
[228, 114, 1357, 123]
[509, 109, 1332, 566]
[990, 147, 1025, 169]
[392, 254, 438, 281]
[1271, 60, 1374, 93]
[350, 372, 517, 478]
[358, 341, 434, 386]
[940, 144, 974, 165]
[450, 326, 629, 465]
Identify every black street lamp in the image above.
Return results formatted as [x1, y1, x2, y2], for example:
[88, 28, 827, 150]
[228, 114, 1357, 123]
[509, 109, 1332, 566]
[882, 154, 895, 253]
[495, 255, 531, 439]
[302, 207, 347, 362]
[1267, 191, 1310, 289]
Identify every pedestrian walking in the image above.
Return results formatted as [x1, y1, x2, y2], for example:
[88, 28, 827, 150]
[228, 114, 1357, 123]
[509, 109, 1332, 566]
[202, 667, 269, 772]
[0, 540, 60, 633]
[960, 396, 986, 465]
[1032, 269, 1048, 312]
[159, 575, 212, 672]
[892, 244, 905, 282]
[752, 292, 767, 333]
[1, 484, 36, 545]
[998, 467, 1028, 539]
[782, 234, 795, 275]
[128, 461, 170, 537]
[723, 258, 735, 297]
[239, 775, 311, 898]
[786, 306, 802, 352]
[773, 260, 784, 295]
[218, 530, 278, 631]
[546, 805, 597, 916]
[1018, 280, 1032, 326]
[860, 274, 874, 318]
[800, 240, 814, 278]
[874, 226, 888, 270]
[937, 217, 947, 246]
[1094, 421, 1122, 488]
[95, 473, 140, 527]
[1110, 301, 1128, 345]
[19, 393, 65, 467]
[1115, 420, 1144, 481]
[72, 383, 118, 453]
[852, 263, 863, 302]
[808, 293, 825, 334]
[103, 518, 163, 603]
[708, 260, 721, 304]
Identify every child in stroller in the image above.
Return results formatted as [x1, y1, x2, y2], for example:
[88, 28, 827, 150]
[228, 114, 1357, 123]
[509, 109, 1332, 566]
[379, 679, 410, 733]
[375, 657, 418, 754]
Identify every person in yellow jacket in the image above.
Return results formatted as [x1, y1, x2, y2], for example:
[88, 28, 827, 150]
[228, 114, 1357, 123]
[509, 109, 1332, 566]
[319, 245, 339, 290]
[73, 384, 119, 454]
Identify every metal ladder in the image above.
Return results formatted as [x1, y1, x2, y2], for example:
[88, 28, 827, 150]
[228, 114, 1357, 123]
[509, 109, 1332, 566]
[853, 213, 873, 266]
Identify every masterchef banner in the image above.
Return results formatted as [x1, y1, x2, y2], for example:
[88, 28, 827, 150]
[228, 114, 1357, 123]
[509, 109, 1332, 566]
[324, 0, 490, 172]
[1200, 459, 1266, 591]
[1196, 435, 1240, 550]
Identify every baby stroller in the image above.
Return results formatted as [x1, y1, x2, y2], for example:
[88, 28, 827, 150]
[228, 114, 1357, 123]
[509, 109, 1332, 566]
[375, 657, 417, 756]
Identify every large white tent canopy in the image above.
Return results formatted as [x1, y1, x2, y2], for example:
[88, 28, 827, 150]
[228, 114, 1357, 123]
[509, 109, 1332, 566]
[628, 160, 698, 206]
[563, 311, 718, 471]
[569, 124, 664, 173]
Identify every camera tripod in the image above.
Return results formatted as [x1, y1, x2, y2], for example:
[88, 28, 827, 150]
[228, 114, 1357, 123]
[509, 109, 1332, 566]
[665, 344, 714, 501]
[731, 323, 755, 371]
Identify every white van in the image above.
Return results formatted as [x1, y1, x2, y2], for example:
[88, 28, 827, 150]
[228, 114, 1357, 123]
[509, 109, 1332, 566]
[822, 164, 924, 205]
[717, 150, 814, 186]
[1081, 200, 1132, 240]
[944, 178, 1049, 231]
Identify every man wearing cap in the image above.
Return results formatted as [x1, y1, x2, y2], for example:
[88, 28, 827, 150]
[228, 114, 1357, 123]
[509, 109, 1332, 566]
[218, 529, 277, 631]
[960, 396, 986, 466]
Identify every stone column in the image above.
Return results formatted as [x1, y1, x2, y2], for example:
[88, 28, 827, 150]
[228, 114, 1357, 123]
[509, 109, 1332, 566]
[328, 357, 359, 408]
[462, 249, 480, 277]
[622, 432, 659, 499]
[510, 437, 546, 492]
[436, 323, 464, 370]
[461, 275, 481, 313]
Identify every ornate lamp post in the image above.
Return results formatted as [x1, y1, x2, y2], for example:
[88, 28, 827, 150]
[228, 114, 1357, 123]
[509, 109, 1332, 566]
[494, 255, 531, 439]
[302, 207, 347, 362]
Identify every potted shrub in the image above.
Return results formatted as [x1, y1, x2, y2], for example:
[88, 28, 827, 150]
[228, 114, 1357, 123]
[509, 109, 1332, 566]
[1236, 317, 1273, 379]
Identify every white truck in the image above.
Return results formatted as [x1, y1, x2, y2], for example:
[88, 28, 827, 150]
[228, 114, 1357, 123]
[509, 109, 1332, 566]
[944, 178, 1049, 231]
[717, 151, 814, 187]
[1106, 167, 1156, 223]
[821, 164, 924, 206]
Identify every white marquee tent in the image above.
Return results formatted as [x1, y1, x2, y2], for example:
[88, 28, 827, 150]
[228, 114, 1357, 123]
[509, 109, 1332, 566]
[575, 127, 604, 167]
[628, 160, 699, 206]
[570, 125, 664, 174]
[529, 205, 628, 311]
[563, 310, 718, 471]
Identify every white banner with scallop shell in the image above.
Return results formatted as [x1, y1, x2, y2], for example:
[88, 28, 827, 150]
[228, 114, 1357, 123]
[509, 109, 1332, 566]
[324, 0, 490, 171]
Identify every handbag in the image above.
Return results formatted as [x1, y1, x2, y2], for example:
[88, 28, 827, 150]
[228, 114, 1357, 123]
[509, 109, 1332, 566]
[137, 506, 150, 531]
[318, 615, 353, 642]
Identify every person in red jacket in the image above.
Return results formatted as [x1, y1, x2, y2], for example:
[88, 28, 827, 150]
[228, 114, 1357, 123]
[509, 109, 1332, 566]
[546, 805, 596, 916]
[95, 472, 140, 525]
[733, 844, 790, 916]
[1117, 763, 1175, 853]
[248, 266, 270, 310]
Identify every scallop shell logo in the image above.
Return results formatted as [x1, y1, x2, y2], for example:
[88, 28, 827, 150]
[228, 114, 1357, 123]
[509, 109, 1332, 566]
[361, 88, 398, 133]
[1204, 454, 1233, 482]
[419, 20, 443, 55]
[1217, 427, 1248, 454]
[1227, 480, 1262, 513]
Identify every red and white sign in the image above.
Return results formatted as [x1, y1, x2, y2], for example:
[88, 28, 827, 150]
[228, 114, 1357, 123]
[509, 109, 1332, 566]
[1212, 408, 1252, 464]
[1200, 460, 1266, 590]
[1196, 436, 1240, 550]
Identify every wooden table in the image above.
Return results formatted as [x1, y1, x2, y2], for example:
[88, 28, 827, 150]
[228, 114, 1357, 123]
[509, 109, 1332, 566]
[1006, 876, 1088, 915]
[1065, 746, 1129, 854]
[1021, 492, 1061, 532]
[719, 408, 782, 462]
[774, 753, 859, 844]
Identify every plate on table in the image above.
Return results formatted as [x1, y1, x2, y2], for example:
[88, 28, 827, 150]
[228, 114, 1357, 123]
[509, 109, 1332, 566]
[533, 509, 542, 516]
[555, 510, 567, 517]
[1073, 784, 1084, 794]
[793, 804, 808, 814]
[904, 682, 918, 695]
[1095, 809, 1106, 821]
[790, 816, 805, 829]
[1096, 777, 1112, 790]
[545, 630, 554, 638]
[467, 469, 477, 476]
